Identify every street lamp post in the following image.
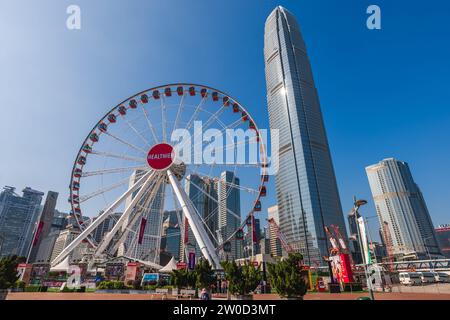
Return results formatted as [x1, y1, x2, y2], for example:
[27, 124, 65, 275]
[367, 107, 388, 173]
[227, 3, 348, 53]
[352, 196, 375, 300]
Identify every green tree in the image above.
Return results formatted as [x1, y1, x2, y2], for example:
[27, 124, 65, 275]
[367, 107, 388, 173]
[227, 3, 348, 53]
[194, 259, 215, 291]
[221, 261, 261, 297]
[0, 255, 23, 289]
[267, 253, 307, 299]
[170, 269, 189, 289]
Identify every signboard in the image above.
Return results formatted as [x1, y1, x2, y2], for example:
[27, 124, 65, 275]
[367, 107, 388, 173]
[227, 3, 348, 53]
[146, 143, 175, 170]
[142, 273, 159, 284]
[339, 253, 354, 283]
[357, 216, 372, 264]
[188, 252, 196, 270]
[125, 262, 140, 282]
[176, 262, 187, 270]
[105, 263, 125, 280]
[17, 264, 33, 284]
[156, 288, 169, 294]
[180, 289, 196, 296]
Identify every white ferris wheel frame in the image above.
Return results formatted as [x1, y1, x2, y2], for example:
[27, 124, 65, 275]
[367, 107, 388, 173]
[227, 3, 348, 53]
[52, 83, 269, 270]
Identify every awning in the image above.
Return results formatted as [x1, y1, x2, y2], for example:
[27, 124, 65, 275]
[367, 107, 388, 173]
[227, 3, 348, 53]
[158, 257, 177, 273]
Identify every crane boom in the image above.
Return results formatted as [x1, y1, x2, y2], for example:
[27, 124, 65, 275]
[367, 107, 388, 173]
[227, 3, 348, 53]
[267, 218, 295, 254]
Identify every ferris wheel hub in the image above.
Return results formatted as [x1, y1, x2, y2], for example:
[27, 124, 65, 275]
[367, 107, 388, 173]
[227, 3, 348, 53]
[146, 143, 175, 170]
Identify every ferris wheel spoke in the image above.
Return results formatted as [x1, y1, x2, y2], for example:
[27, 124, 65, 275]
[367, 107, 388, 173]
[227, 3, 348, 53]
[90, 150, 147, 163]
[161, 96, 168, 143]
[184, 194, 220, 246]
[140, 104, 159, 144]
[176, 104, 228, 154]
[184, 174, 242, 222]
[184, 96, 207, 132]
[168, 169, 221, 268]
[185, 167, 259, 194]
[172, 92, 185, 133]
[123, 117, 152, 148]
[104, 131, 148, 154]
[95, 171, 159, 255]
[52, 170, 153, 266]
[81, 165, 148, 178]
[79, 172, 145, 203]
[108, 176, 164, 256]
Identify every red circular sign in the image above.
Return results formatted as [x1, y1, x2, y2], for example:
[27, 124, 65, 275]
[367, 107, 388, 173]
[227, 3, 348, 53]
[147, 143, 175, 170]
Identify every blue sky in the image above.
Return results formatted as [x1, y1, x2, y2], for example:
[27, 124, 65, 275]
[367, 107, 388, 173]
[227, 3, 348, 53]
[1, 0, 449, 241]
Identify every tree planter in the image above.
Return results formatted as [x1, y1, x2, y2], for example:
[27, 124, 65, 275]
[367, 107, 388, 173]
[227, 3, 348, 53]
[231, 294, 253, 300]
[0, 289, 8, 300]
[281, 296, 303, 300]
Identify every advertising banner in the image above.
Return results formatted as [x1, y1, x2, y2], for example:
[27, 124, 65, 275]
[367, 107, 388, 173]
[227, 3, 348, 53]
[32, 221, 44, 246]
[339, 253, 354, 283]
[357, 216, 372, 264]
[125, 262, 140, 282]
[188, 252, 195, 270]
[138, 218, 147, 245]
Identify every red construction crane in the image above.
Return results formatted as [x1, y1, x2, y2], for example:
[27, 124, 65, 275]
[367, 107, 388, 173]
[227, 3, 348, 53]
[267, 218, 296, 254]
[324, 226, 340, 255]
[331, 224, 349, 254]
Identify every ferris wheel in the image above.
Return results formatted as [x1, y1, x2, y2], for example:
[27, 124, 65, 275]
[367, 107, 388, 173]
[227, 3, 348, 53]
[51, 84, 269, 270]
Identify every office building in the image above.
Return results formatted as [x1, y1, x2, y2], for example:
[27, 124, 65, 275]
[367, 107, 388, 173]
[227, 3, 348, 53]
[366, 158, 442, 259]
[218, 171, 242, 260]
[50, 224, 88, 263]
[435, 224, 450, 258]
[264, 6, 347, 265]
[0, 186, 44, 257]
[28, 191, 58, 262]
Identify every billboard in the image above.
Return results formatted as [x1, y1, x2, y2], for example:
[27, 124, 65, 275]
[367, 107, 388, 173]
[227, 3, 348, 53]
[188, 252, 195, 270]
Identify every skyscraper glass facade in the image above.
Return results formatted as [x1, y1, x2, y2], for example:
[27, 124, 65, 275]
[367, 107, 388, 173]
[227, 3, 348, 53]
[366, 158, 442, 258]
[264, 6, 347, 265]
[0, 186, 44, 258]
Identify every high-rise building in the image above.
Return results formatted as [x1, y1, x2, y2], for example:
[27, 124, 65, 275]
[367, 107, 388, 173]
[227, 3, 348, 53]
[366, 158, 442, 259]
[435, 224, 450, 258]
[35, 210, 70, 263]
[160, 210, 181, 261]
[267, 205, 282, 257]
[118, 170, 165, 263]
[183, 174, 220, 261]
[218, 171, 242, 260]
[28, 191, 58, 262]
[264, 6, 347, 265]
[369, 242, 387, 263]
[92, 212, 122, 244]
[0, 186, 44, 257]
[50, 224, 88, 263]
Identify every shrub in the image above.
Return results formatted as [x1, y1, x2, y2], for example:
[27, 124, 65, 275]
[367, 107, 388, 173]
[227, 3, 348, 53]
[267, 253, 307, 299]
[221, 261, 261, 296]
[96, 280, 125, 290]
[194, 259, 216, 291]
[15, 280, 26, 289]
[132, 280, 141, 290]
[0, 256, 23, 289]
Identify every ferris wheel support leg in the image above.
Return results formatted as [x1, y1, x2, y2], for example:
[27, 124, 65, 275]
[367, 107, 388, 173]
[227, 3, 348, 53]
[167, 169, 221, 270]
[51, 170, 153, 267]
[94, 171, 160, 256]
[108, 177, 165, 256]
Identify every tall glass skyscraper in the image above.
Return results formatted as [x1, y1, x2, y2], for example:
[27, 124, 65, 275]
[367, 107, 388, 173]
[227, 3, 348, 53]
[366, 158, 442, 259]
[0, 186, 44, 258]
[218, 171, 242, 260]
[264, 6, 347, 265]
